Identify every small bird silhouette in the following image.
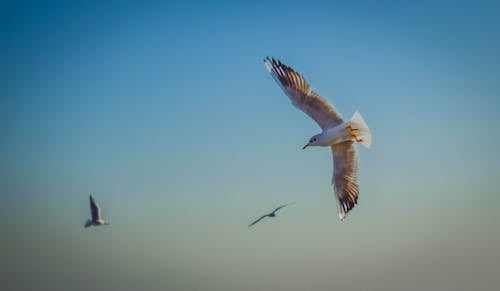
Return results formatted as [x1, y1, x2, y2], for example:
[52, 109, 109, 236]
[84, 194, 111, 228]
[248, 203, 294, 227]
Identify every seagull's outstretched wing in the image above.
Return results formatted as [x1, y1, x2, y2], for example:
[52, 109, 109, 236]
[271, 202, 295, 214]
[248, 214, 269, 227]
[89, 195, 101, 221]
[264, 57, 343, 130]
[331, 142, 359, 220]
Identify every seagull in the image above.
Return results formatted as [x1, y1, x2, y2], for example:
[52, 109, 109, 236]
[84, 194, 111, 228]
[248, 203, 294, 227]
[264, 57, 372, 220]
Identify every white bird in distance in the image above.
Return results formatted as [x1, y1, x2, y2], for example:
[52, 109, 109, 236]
[264, 57, 371, 220]
[84, 194, 111, 228]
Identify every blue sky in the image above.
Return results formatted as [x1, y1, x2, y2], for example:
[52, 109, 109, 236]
[1, 1, 500, 290]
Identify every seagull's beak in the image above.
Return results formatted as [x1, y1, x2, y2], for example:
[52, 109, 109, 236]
[302, 143, 310, 150]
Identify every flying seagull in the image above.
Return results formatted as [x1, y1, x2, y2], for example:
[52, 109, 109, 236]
[84, 194, 111, 228]
[264, 57, 372, 220]
[248, 203, 294, 227]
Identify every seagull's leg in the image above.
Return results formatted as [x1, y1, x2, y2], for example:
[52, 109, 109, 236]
[347, 125, 364, 143]
[347, 125, 358, 137]
[346, 125, 359, 134]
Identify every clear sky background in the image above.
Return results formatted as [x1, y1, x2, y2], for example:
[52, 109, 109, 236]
[1, 1, 500, 290]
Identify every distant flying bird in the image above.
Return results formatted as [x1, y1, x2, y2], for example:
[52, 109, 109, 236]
[248, 203, 294, 227]
[264, 57, 372, 220]
[84, 194, 111, 228]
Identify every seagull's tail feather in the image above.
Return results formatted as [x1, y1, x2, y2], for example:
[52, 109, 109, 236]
[349, 111, 371, 149]
[84, 219, 92, 228]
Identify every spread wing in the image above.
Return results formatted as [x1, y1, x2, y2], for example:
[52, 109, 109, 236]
[331, 142, 359, 220]
[248, 214, 269, 227]
[89, 195, 101, 221]
[264, 57, 344, 130]
[272, 202, 295, 214]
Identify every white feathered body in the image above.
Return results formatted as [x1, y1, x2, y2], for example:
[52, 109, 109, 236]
[317, 123, 352, 146]
[314, 111, 371, 149]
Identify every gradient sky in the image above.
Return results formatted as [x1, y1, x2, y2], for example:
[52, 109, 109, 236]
[2, 1, 500, 290]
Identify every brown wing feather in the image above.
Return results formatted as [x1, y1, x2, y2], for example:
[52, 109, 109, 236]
[265, 57, 343, 130]
[331, 142, 359, 220]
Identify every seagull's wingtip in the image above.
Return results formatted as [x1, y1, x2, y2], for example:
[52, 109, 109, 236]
[264, 59, 273, 72]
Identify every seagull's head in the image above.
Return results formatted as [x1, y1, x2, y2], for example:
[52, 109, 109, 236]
[303, 134, 321, 149]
